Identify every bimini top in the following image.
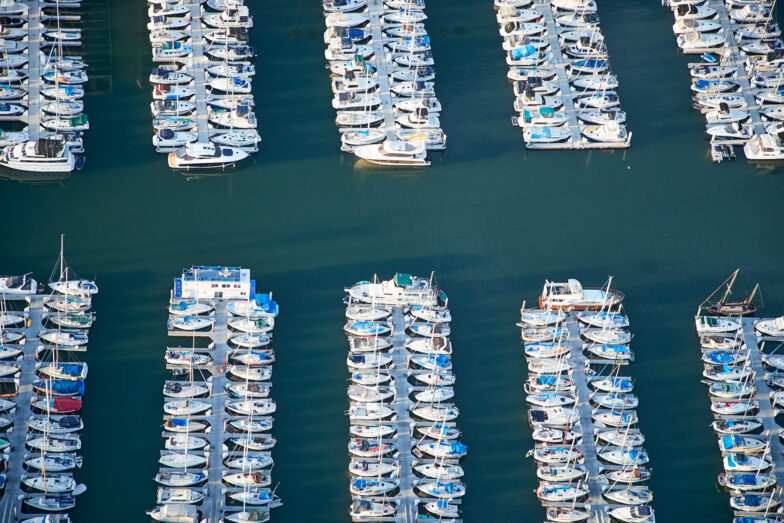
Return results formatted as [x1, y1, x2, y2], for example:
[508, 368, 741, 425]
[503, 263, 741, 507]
[394, 273, 413, 287]
[182, 266, 249, 283]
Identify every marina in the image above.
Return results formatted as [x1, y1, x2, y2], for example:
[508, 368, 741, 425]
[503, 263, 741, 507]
[695, 271, 784, 518]
[343, 273, 465, 522]
[323, 0, 446, 167]
[498, 0, 631, 149]
[520, 279, 654, 523]
[0, 0, 89, 175]
[0, 237, 97, 522]
[147, 0, 259, 170]
[148, 266, 281, 523]
[664, 0, 784, 161]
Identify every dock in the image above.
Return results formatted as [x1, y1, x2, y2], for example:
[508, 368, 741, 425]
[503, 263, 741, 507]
[324, 0, 447, 157]
[664, 0, 782, 161]
[696, 310, 784, 515]
[537, 0, 582, 145]
[26, 0, 42, 140]
[521, 281, 653, 523]
[147, 0, 260, 161]
[0, 255, 96, 522]
[153, 266, 280, 523]
[497, 1, 631, 150]
[344, 275, 462, 522]
[366, 0, 396, 142]
[564, 314, 611, 520]
[743, 318, 784, 484]
[2, 299, 40, 523]
[0, 0, 90, 162]
[188, 3, 210, 143]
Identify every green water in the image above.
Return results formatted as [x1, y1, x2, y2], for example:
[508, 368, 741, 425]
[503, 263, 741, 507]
[2, 0, 784, 521]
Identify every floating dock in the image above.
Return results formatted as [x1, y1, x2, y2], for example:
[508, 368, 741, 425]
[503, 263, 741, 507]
[324, 0, 447, 159]
[0, 0, 89, 163]
[498, 0, 631, 150]
[0, 256, 95, 522]
[151, 266, 280, 523]
[147, 0, 260, 162]
[521, 281, 653, 523]
[344, 274, 463, 522]
[696, 308, 784, 516]
[664, 0, 784, 161]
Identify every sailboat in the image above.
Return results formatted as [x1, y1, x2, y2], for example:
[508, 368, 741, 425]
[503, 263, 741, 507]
[701, 269, 759, 316]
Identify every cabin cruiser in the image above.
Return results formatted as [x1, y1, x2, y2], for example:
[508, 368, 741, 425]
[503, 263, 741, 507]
[582, 121, 631, 144]
[168, 142, 248, 169]
[540, 279, 622, 310]
[0, 274, 37, 297]
[0, 137, 78, 173]
[744, 133, 784, 160]
[523, 125, 571, 144]
[678, 30, 724, 54]
[755, 316, 784, 336]
[354, 140, 429, 166]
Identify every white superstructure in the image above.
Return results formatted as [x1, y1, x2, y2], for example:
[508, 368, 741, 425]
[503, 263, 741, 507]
[173, 266, 253, 300]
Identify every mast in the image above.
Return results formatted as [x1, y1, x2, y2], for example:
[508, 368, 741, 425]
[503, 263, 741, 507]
[745, 282, 760, 305]
[718, 269, 739, 306]
[59, 233, 65, 282]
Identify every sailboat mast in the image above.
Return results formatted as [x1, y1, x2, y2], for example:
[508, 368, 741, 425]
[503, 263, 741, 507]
[719, 269, 739, 305]
[59, 233, 65, 282]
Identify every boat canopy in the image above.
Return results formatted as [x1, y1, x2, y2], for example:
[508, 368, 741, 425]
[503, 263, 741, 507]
[394, 273, 413, 287]
[35, 138, 65, 157]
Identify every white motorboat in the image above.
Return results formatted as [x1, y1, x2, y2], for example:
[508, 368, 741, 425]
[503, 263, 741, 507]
[354, 139, 430, 166]
[672, 18, 721, 34]
[756, 316, 784, 336]
[407, 336, 451, 355]
[677, 30, 724, 54]
[168, 142, 248, 169]
[706, 122, 751, 141]
[147, 504, 201, 523]
[0, 137, 77, 173]
[581, 121, 631, 144]
[743, 133, 784, 161]
[524, 125, 571, 144]
[673, 4, 716, 20]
